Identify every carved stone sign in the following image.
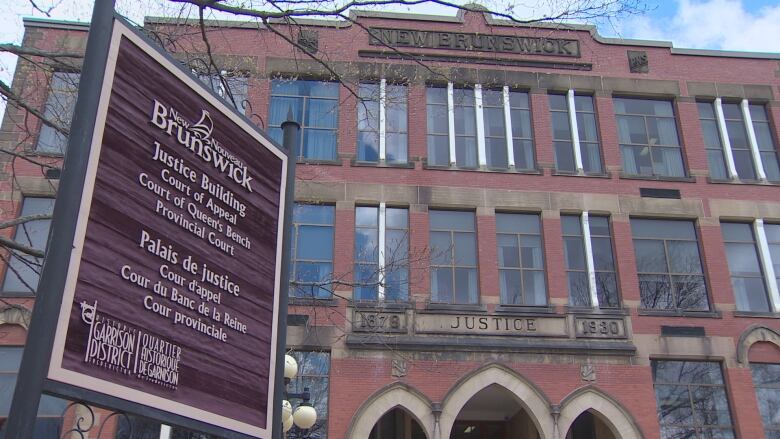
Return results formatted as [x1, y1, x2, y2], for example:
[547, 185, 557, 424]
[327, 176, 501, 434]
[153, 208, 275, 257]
[575, 317, 627, 339]
[414, 313, 568, 337]
[368, 27, 581, 58]
[352, 310, 407, 333]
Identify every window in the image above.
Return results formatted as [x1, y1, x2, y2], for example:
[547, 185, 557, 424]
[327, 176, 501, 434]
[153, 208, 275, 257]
[429, 210, 478, 304]
[0, 347, 67, 437]
[496, 213, 546, 306]
[751, 363, 780, 438]
[721, 223, 770, 312]
[357, 82, 408, 163]
[652, 360, 735, 439]
[767, 223, 780, 294]
[354, 205, 409, 302]
[698, 100, 780, 182]
[37, 71, 79, 154]
[453, 88, 478, 168]
[631, 219, 709, 311]
[426, 86, 449, 166]
[483, 89, 507, 169]
[425, 84, 534, 170]
[198, 73, 248, 114]
[509, 91, 534, 170]
[1, 198, 55, 295]
[751, 104, 780, 182]
[561, 214, 618, 308]
[290, 204, 334, 298]
[615, 98, 685, 177]
[269, 80, 339, 160]
[697, 102, 729, 180]
[287, 351, 329, 439]
[549, 92, 602, 174]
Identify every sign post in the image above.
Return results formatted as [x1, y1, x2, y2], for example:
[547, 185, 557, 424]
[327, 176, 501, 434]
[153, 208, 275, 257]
[6, 4, 289, 438]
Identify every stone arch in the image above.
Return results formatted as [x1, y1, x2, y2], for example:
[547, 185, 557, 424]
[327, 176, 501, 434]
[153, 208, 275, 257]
[0, 305, 32, 330]
[347, 382, 435, 439]
[440, 363, 553, 439]
[558, 386, 644, 439]
[737, 325, 780, 366]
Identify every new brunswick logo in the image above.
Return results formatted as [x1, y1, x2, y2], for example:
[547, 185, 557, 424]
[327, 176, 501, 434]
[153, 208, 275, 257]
[81, 301, 182, 389]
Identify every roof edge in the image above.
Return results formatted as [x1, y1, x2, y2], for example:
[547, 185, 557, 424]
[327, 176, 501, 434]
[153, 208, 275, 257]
[23, 17, 90, 31]
[23, 14, 780, 59]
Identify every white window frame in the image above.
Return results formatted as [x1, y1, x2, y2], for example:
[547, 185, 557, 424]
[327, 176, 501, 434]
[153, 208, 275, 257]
[753, 219, 780, 312]
[712, 98, 770, 181]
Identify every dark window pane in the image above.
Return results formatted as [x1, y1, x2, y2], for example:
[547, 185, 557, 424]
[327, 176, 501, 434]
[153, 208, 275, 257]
[554, 141, 576, 172]
[568, 272, 590, 306]
[634, 240, 668, 273]
[668, 241, 703, 274]
[564, 236, 586, 270]
[640, 274, 673, 309]
[596, 273, 619, 308]
[500, 270, 521, 304]
[427, 135, 450, 166]
[2, 198, 55, 293]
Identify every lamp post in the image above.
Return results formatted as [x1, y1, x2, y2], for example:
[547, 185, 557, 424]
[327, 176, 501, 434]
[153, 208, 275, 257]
[282, 354, 318, 435]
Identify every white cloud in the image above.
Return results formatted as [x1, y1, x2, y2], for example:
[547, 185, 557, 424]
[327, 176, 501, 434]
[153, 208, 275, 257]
[620, 0, 780, 52]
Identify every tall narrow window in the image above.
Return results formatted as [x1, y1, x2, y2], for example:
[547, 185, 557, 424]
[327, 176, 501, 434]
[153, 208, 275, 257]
[426, 86, 450, 166]
[37, 71, 80, 154]
[631, 219, 709, 311]
[509, 91, 534, 171]
[291, 204, 334, 298]
[287, 351, 330, 439]
[721, 222, 770, 312]
[615, 98, 684, 177]
[697, 102, 729, 180]
[724, 102, 757, 179]
[357, 82, 408, 164]
[751, 363, 780, 438]
[652, 360, 735, 438]
[1, 197, 55, 294]
[767, 223, 780, 293]
[354, 206, 409, 302]
[357, 83, 381, 162]
[429, 210, 478, 304]
[453, 88, 478, 168]
[496, 213, 546, 306]
[483, 89, 507, 169]
[385, 84, 408, 164]
[269, 80, 339, 160]
[561, 215, 618, 308]
[750, 104, 780, 181]
[550, 93, 603, 174]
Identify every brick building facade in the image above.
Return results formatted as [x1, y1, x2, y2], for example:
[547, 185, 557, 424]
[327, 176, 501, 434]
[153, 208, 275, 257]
[1, 7, 780, 439]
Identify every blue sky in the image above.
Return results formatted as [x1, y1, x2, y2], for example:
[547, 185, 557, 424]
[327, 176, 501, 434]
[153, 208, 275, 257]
[2, 0, 780, 118]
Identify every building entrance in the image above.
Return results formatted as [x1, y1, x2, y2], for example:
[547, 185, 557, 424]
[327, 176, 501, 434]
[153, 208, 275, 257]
[565, 411, 618, 439]
[450, 384, 540, 439]
[368, 408, 427, 439]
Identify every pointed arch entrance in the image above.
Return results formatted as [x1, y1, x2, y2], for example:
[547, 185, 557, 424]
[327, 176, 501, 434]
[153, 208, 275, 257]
[369, 407, 428, 439]
[440, 364, 553, 439]
[558, 387, 643, 439]
[346, 383, 435, 439]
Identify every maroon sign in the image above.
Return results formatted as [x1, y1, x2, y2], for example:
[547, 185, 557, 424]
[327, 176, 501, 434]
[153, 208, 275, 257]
[47, 21, 286, 437]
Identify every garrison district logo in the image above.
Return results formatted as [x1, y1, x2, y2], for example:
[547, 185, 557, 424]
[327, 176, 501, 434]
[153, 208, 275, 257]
[80, 301, 182, 389]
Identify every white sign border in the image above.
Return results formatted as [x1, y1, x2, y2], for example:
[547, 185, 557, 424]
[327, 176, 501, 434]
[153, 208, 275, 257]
[47, 19, 286, 439]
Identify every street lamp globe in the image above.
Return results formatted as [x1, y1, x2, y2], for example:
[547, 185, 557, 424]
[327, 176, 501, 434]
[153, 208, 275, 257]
[281, 399, 292, 422]
[293, 405, 317, 429]
[284, 354, 298, 380]
[283, 414, 294, 432]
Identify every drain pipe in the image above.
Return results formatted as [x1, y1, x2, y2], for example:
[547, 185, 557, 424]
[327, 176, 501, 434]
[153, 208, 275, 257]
[431, 402, 442, 439]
